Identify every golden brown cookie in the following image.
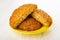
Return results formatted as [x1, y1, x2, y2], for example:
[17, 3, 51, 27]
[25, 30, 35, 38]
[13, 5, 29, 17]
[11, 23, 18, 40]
[10, 4, 37, 28]
[18, 17, 42, 31]
[31, 9, 52, 26]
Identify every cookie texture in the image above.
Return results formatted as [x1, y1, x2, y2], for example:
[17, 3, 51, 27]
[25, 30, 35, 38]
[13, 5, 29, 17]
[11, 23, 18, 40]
[18, 18, 42, 31]
[10, 4, 37, 28]
[31, 9, 52, 26]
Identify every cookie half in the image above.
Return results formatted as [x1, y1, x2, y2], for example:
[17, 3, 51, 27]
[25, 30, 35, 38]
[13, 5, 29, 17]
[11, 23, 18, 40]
[18, 17, 42, 31]
[10, 4, 37, 28]
[31, 9, 52, 26]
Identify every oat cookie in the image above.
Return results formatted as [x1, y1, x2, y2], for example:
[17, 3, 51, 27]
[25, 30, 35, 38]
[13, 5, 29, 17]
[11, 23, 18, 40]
[32, 9, 52, 26]
[18, 17, 42, 31]
[10, 4, 37, 28]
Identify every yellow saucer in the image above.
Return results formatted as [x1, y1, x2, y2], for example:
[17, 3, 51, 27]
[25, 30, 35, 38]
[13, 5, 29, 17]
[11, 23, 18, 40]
[10, 25, 51, 34]
[10, 17, 52, 35]
[10, 17, 53, 35]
